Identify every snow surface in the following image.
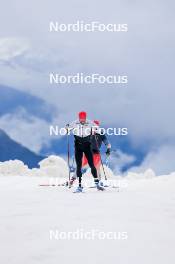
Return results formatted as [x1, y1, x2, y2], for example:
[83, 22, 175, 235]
[0, 156, 175, 264]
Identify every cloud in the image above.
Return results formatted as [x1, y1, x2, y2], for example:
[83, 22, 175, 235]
[107, 150, 136, 174]
[130, 145, 175, 175]
[0, 0, 175, 173]
[0, 110, 50, 153]
[0, 38, 29, 62]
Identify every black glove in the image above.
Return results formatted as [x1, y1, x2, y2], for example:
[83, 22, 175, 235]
[106, 148, 111, 156]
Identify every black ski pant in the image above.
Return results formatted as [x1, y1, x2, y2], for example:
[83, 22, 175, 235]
[75, 142, 98, 187]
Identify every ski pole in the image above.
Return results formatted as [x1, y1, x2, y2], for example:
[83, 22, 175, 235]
[105, 156, 110, 168]
[99, 152, 108, 181]
[94, 134, 108, 181]
[67, 128, 71, 185]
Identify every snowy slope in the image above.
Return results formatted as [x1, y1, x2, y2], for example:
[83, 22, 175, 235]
[0, 157, 175, 264]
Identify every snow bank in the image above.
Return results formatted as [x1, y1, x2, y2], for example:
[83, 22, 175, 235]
[0, 155, 69, 178]
[0, 160, 29, 176]
[125, 168, 156, 180]
[38, 155, 69, 178]
[0, 156, 173, 180]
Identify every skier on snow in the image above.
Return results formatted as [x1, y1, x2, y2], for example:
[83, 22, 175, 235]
[66, 111, 105, 192]
[84, 119, 111, 179]
[67, 118, 111, 188]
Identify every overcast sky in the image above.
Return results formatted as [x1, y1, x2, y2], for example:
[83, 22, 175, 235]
[0, 0, 175, 173]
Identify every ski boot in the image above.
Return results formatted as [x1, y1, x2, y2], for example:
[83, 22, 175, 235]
[99, 181, 104, 187]
[73, 186, 84, 193]
[95, 179, 105, 191]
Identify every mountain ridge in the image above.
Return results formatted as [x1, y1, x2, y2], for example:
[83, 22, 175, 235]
[0, 128, 44, 168]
